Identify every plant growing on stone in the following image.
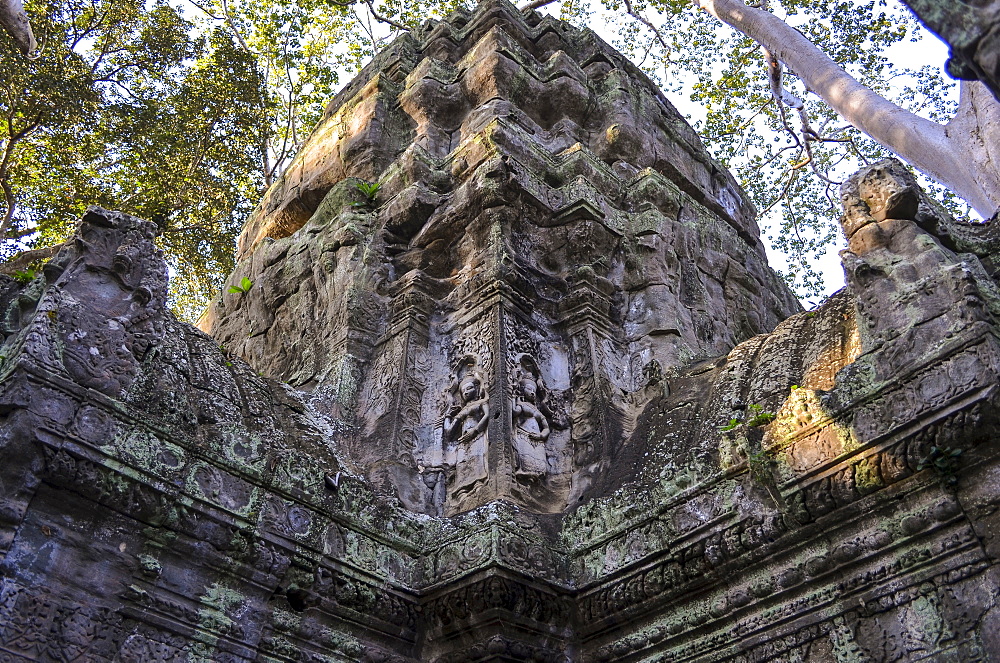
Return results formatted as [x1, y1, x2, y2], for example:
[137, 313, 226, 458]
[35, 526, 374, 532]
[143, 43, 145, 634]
[353, 180, 381, 208]
[917, 445, 963, 487]
[719, 402, 786, 506]
[720, 417, 741, 432]
[719, 403, 775, 431]
[228, 276, 253, 294]
[746, 448, 774, 482]
[745, 403, 777, 428]
[746, 445, 789, 509]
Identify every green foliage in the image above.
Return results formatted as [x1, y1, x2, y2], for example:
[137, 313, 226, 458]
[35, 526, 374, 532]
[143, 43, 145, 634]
[720, 403, 776, 431]
[228, 276, 253, 294]
[917, 445, 963, 487]
[1, 0, 269, 321]
[352, 180, 381, 208]
[0, 0, 451, 321]
[11, 268, 36, 284]
[746, 448, 775, 483]
[354, 180, 381, 200]
[720, 418, 741, 432]
[746, 403, 777, 428]
[0, 0, 972, 322]
[604, 0, 963, 298]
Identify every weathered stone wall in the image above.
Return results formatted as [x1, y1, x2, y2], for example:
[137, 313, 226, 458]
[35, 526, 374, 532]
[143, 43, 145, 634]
[200, 0, 800, 517]
[563, 159, 1000, 661]
[3, 161, 1000, 663]
[2, 2, 1000, 661]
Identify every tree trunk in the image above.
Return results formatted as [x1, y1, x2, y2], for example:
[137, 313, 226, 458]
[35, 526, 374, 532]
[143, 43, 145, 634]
[693, 0, 1000, 217]
[947, 81, 1000, 212]
[0, 243, 62, 275]
[0, 0, 36, 57]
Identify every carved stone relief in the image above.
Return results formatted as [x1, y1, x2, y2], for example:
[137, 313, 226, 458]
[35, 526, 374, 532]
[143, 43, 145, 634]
[511, 353, 551, 480]
[441, 354, 491, 498]
[2, 2, 1000, 663]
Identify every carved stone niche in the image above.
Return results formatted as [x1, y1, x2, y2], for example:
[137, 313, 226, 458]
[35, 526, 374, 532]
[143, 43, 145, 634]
[510, 353, 553, 481]
[439, 354, 491, 505]
[424, 308, 576, 516]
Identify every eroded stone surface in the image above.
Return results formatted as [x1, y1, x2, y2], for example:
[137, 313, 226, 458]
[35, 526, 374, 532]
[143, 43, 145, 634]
[2, 1, 1000, 660]
[201, 0, 800, 517]
[903, 0, 1000, 98]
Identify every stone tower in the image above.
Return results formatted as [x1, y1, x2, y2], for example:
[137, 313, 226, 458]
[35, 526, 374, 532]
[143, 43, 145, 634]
[3, 1, 1000, 661]
[201, 0, 799, 516]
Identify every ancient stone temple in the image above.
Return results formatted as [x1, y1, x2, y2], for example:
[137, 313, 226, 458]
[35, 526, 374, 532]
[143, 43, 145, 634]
[2, 1, 1000, 661]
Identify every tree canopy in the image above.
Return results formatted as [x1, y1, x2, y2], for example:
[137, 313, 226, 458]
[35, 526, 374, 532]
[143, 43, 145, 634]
[1, 0, 273, 316]
[0, 0, 989, 319]
[594, 0, 987, 296]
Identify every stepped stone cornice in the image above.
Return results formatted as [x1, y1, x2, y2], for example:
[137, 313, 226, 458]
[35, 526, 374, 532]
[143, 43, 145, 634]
[238, 0, 759, 261]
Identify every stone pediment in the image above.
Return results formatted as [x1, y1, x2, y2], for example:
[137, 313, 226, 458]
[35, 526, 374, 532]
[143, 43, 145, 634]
[2, 1, 1000, 661]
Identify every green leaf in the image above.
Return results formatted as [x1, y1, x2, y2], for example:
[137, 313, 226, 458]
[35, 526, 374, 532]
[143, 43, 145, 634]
[720, 418, 741, 432]
[227, 276, 253, 294]
[747, 412, 777, 428]
[354, 180, 380, 200]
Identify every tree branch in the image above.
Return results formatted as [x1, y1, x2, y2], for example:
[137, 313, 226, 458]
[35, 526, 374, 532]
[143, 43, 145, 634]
[692, 0, 998, 215]
[0, 0, 38, 57]
[365, 0, 407, 31]
[0, 173, 15, 240]
[0, 111, 42, 241]
[519, 0, 557, 11]
[220, 0, 254, 54]
[756, 1, 802, 150]
[0, 243, 64, 276]
[622, 0, 670, 55]
[184, 0, 223, 20]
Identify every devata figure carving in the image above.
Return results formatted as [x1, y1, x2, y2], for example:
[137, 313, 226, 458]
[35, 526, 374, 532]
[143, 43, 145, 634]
[442, 355, 490, 496]
[512, 354, 551, 480]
